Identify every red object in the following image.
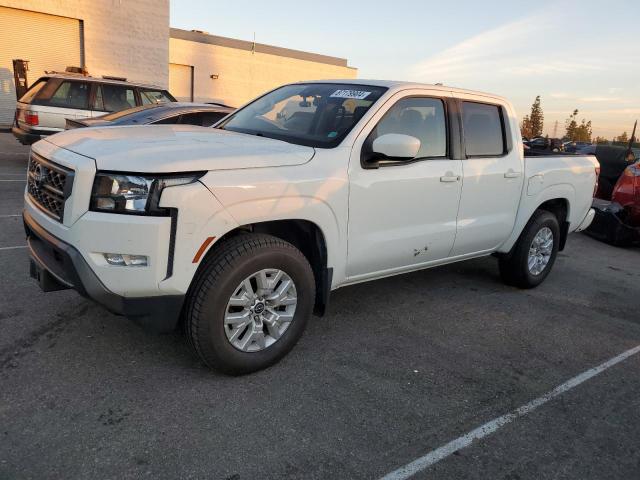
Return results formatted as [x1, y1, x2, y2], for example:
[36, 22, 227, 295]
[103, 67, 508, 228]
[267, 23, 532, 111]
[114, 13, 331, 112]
[611, 162, 640, 225]
[21, 110, 39, 126]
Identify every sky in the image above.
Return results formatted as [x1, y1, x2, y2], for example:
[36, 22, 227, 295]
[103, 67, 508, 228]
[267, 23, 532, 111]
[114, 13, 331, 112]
[171, 0, 640, 139]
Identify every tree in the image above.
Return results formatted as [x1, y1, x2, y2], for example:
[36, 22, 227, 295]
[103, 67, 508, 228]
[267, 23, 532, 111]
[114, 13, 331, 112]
[529, 96, 544, 137]
[520, 115, 533, 139]
[565, 109, 579, 140]
[564, 109, 592, 142]
[594, 136, 608, 144]
[615, 132, 628, 143]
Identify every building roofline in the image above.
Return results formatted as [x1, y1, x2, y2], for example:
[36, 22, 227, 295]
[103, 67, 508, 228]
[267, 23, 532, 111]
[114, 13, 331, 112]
[170, 28, 353, 68]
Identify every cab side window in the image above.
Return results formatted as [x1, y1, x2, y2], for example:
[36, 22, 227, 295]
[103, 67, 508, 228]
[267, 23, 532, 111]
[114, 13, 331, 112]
[462, 102, 505, 156]
[369, 97, 447, 159]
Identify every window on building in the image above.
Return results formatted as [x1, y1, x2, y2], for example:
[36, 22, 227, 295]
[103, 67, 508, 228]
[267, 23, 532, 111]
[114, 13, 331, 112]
[462, 102, 505, 157]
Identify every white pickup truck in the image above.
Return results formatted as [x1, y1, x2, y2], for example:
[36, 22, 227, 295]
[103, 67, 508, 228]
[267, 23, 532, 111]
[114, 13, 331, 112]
[24, 80, 598, 374]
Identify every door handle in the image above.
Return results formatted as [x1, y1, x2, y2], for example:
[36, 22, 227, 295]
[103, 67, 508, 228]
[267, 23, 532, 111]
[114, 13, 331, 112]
[440, 173, 460, 183]
[504, 170, 522, 178]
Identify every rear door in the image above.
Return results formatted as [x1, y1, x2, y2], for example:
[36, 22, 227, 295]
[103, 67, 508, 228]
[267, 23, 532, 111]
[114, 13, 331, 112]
[449, 97, 524, 256]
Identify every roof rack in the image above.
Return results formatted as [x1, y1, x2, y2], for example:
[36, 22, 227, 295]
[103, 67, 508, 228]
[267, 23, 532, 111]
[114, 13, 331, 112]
[102, 75, 127, 81]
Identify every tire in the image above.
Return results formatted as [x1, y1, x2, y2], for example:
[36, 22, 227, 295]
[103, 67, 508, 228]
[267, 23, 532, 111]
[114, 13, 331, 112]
[185, 233, 315, 375]
[498, 210, 560, 289]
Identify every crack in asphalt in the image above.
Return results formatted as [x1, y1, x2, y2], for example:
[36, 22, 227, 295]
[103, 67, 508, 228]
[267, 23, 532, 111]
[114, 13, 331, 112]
[0, 303, 89, 372]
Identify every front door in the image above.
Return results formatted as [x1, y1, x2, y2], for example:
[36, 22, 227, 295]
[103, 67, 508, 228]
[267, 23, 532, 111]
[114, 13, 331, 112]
[347, 93, 462, 280]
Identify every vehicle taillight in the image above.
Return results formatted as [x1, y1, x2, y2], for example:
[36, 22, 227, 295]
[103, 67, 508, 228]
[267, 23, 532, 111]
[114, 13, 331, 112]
[594, 165, 600, 197]
[24, 110, 39, 126]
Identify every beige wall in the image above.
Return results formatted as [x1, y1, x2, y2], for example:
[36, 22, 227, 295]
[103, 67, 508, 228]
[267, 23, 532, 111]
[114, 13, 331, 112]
[169, 37, 357, 108]
[0, 0, 169, 87]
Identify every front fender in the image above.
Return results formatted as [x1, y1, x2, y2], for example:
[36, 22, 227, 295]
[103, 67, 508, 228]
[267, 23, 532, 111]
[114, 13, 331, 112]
[219, 195, 343, 281]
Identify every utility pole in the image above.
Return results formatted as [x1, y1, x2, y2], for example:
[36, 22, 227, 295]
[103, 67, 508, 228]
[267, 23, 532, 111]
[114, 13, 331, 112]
[552, 120, 558, 138]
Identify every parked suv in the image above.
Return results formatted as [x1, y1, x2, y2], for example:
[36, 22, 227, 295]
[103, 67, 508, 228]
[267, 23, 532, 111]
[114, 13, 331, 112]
[12, 74, 176, 144]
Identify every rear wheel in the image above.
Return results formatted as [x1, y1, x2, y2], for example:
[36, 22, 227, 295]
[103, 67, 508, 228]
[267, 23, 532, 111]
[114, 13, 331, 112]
[499, 210, 560, 288]
[185, 233, 315, 375]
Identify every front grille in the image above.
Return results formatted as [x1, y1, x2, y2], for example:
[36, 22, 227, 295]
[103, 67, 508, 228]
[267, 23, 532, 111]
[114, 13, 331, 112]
[27, 153, 74, 222]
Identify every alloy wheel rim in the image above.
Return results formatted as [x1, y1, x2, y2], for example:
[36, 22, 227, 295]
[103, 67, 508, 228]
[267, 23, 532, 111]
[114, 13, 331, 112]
[528, 227, 553, 276]
[224, 269, 297, 352]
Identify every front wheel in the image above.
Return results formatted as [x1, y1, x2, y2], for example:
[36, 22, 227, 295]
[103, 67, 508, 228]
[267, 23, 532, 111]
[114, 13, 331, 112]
[499, 210, 560, 288]
[185, 233, 315, 375]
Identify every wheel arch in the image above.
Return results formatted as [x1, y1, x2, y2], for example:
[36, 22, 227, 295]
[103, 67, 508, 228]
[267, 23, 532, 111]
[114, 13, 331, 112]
[498, 184, 574, 253]
[198, 219, 332, 316]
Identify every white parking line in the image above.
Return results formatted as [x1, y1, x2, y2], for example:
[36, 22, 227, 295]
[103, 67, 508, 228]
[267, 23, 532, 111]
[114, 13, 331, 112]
[380, 344, 640, 480]
[0, 214, 21, 218]
[0, 245, 27, 251]
[0, 179, 25, 182]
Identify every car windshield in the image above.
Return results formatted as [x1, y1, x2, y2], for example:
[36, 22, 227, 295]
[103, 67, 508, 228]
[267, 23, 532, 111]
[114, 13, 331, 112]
[217, 83, 387, 148]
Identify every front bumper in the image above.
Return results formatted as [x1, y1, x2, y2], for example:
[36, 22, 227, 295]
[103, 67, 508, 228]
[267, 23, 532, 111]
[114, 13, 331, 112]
[24, 209, 185, 332]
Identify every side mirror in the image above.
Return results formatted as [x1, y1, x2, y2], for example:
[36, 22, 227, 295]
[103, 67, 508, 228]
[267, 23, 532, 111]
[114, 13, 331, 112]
[371, 134, 421, 161]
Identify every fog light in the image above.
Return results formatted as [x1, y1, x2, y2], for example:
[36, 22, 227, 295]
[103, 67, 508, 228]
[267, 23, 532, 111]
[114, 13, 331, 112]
[103, 253, 148, 267]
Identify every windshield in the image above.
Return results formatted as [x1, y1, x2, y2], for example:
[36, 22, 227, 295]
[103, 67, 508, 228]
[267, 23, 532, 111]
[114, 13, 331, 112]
[218, 83, 387, 148]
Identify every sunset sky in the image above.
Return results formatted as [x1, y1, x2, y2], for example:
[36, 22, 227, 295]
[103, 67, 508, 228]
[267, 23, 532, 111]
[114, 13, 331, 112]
[171, 0, 640, 139]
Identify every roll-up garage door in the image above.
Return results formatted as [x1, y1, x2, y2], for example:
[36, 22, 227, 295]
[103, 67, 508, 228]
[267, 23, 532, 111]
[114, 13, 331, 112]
[0, 7, 83, 127]
[169, 63, 194, 102]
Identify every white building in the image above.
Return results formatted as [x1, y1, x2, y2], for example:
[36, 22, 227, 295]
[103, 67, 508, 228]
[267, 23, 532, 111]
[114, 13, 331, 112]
[0, 0, 357, 127]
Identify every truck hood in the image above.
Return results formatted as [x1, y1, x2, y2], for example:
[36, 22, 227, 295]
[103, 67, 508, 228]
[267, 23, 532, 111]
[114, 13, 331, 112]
[44, 125, 315, 172]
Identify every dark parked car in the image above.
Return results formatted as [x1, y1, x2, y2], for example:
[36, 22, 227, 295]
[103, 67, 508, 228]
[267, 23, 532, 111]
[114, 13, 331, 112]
[564, 141, 592, 153]
[65, 102, 234, 129]
[528, 136, 564, 152]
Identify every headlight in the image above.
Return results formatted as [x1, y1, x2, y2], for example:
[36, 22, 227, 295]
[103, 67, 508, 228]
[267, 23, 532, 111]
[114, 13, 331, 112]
[90, 172, 205, 215]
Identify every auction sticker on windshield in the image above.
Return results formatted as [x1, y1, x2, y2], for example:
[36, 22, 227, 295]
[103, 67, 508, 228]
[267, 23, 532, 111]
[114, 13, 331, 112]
[330, 89, 371, 100]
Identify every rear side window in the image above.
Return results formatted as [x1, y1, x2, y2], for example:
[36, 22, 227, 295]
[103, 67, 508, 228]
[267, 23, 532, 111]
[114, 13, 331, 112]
[462, 102, 505, 156]
[178, 111, 228, 126]
[18, 79, 47, 103]
[201, 112, 228, 126]
[140, 90, 173, 105]
[36, 80, 90, 109]
[93, 84, 136, 112]
[154, 114, 181, 125]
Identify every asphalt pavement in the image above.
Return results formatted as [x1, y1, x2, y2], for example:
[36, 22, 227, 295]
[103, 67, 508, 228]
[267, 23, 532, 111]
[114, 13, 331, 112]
[1, 132, 639, 480]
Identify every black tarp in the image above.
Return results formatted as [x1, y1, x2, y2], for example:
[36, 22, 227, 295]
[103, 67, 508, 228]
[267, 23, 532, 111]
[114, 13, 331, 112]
[595, 145, 635, 199]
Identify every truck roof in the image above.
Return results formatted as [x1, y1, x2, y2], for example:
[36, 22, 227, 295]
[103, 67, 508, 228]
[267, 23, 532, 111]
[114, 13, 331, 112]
[293, 78, 509, 103]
